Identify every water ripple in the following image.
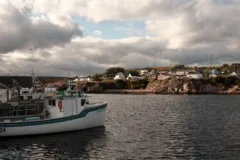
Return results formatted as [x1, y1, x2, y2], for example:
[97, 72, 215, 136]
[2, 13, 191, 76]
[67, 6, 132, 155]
[0, 94, 240, 159]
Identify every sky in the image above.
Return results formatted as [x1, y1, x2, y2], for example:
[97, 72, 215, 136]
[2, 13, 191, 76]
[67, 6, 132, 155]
[0, 0, 240, 76]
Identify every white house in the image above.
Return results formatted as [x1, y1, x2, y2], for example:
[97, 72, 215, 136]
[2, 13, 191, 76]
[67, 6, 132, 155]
[158, 74, 170, 80]
[186, 73, 203, 79]
[127, 74, 144, 80]
[209, 74, 217, 78]
[229, 72, 239, 77]
[210, 69, 218, 75]
[79, 77, 91, 81]
[73, 78, 79, 82]
[114, 72, 125, 80]
[140, 69, 148, 75]
[158, 70, 168, 74]
[175, 70, 187, 76]
[167, 71, 174, 75]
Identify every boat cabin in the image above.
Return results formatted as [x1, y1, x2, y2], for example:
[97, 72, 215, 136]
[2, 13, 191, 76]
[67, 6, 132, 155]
[45, 90, 90, 119]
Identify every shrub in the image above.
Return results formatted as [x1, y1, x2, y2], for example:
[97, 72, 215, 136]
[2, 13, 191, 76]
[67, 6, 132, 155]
[91, 74, 102, 81]
[210, 76, 238, 86]
[115, 79, 126, 89]
[127, 79, 149, 89]
[225, 76, 237, 85]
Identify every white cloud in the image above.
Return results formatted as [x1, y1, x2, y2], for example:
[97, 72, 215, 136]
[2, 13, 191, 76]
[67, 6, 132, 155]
[0, 2, 82, 54]
[115, 27, 146, 37]
[2, 35, 240, 76]
[0, 0, 240, 76]
[12, 0, 240, 48]
[93, 30, 102, 36]
[0, 36, 167, 76]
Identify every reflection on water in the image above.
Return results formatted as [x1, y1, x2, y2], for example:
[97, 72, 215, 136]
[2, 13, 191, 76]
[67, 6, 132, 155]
[0, 127, 107, 160]
[1, 94, 240, 159]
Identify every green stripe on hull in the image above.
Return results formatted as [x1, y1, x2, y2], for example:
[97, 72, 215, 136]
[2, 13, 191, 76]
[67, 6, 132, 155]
[0, 104, 107, 128]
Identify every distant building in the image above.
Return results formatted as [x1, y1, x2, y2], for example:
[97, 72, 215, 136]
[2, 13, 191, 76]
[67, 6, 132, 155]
[140, 69, 149, 75]
[175, 70, 187, 76]
[114, 72, 125, 80]
[186, 73, 203, 79]
[149, 69, 158, 75]
[73, 76, 91, 82]
[229, 72, 240, 77]
[79, 77, 91, 81]
[127, 74, 144, 80]
[167, 71, 174, 75]
[73, 78, 79, 82]
[231, 63, 240, 70]
[158, 74, 170, 80]
[173, 75, 186, 79]
[209, 74, 217, 78]
[157, 70, 168, 74]
[210, 69, 218, 75]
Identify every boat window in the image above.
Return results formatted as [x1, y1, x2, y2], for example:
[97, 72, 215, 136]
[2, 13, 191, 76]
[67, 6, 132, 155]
[49, 99, 52, 105]
[20, 96, 24, 100]
[81, 99, 86, 106]
[48, 99, 56, 106]
[52, 100, 56, 106]
[28, 96, 32, 100]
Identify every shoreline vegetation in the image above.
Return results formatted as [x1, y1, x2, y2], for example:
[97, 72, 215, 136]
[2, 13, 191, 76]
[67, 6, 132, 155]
[1, 64, 240, 95]
[1, 76, 238, 95]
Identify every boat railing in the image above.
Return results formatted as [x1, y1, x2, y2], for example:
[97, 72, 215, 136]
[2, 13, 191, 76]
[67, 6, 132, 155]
[0, 102, 44, 118]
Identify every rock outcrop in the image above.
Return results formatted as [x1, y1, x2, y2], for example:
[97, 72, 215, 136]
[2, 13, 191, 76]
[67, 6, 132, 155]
[146, 78, 240, 94]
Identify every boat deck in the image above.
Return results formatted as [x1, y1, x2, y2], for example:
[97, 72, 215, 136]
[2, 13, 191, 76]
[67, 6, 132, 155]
[0, 101, 45, 123]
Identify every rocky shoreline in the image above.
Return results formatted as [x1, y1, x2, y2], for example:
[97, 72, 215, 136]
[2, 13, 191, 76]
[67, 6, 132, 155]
[104, 89, 153, 94]
[102, 89, 240, 95]
[45, 78, 240, 95]
[146, 78, 240, 95]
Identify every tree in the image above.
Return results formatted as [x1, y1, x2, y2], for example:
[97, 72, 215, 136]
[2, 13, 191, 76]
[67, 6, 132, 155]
[204, 69, 210, 79]
[127, 79, 149, 89]
[171, 64, 185, 71]
[105, 67, 125, 79]
[222, 64, 229, 68]
[91, 74, 102, 81]
[125, 70, 140, 77]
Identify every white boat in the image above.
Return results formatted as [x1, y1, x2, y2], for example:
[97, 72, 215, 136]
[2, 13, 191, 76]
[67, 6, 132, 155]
[0, 79, 108, 137]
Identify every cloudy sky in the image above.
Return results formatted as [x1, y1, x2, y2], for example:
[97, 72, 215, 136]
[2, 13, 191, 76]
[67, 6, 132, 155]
[0, 0, 240, 76]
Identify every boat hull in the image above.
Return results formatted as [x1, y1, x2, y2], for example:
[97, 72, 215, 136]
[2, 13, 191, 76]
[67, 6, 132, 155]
[0, 103, 107, 137]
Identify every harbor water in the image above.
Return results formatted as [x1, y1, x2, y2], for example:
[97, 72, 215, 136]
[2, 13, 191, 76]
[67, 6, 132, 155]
[0, 93, 240, 159]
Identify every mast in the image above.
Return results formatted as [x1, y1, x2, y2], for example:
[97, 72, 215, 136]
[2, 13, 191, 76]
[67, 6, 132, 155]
[30, 48, 35, 89]
[29, 48, 44, 93]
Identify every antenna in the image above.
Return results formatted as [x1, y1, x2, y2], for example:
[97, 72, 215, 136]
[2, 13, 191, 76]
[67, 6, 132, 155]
[210, 54, 212, 67]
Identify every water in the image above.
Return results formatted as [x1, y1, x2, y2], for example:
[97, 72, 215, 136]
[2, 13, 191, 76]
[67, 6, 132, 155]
[1, 94, 240, 159]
